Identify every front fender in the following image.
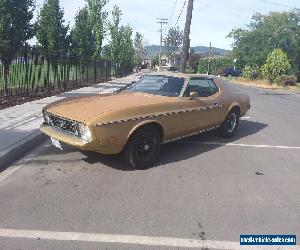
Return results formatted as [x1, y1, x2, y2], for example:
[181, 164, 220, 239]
[127, 119, 164, 141]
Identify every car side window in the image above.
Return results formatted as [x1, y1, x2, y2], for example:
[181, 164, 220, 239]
[184, 78, 219, 97]
[159, 76, 185, 96]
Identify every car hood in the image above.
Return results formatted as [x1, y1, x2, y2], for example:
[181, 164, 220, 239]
[45, 92, 175, 123]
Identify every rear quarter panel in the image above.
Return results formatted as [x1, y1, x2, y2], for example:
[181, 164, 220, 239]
[217, 78, 250, 116]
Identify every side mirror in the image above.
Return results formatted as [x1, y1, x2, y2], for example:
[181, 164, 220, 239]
[189, 91, 198, 99]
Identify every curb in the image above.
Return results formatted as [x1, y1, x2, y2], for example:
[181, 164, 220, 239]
[0, 130, 47, 172]
[116, 81, 136, 93]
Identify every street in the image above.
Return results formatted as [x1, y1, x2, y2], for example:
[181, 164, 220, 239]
[0, 81, 299, 250]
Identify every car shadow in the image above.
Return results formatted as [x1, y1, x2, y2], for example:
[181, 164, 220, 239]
[81, 119, 268, 171]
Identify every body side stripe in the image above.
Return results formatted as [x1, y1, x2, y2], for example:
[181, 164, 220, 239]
[96, 104, 223, 126]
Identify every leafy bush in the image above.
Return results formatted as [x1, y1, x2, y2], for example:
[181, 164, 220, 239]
[243, 65, 261, 80]
[274, 75, 297, 86]
[198, 56, 233, 75]
[185, 66, 196, 74]
[151, 55, 159, 67]
[261, 49, 291, 83]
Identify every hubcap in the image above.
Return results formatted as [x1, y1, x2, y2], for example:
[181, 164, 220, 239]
[136, 136, 156, 162]
[227, 113, 237, 133]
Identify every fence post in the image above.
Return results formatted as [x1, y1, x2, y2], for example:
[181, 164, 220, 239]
[94, 59, 97, 83]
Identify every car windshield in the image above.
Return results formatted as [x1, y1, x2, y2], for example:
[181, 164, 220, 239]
[129, 75, 185, 97]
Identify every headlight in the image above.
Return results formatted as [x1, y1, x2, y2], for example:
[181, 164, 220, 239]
[43, 112, 50, 124]
[78, 123, 92, 142]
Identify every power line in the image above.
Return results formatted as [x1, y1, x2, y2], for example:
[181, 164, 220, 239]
[260, 0, 299, 9]
[175, 0, 187, 26]
[164, 0, 178, 32]
[165, 0, 178, 30]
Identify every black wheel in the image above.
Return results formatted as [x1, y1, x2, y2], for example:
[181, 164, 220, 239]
[219, 109, 239, 137]
[123, 126, 161, 169]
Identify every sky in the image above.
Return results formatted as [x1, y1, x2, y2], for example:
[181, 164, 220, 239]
[34, 0, 299, 50]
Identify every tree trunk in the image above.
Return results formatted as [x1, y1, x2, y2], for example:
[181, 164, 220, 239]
[2, 63, 9, 97]
[297, 63, 300, 82]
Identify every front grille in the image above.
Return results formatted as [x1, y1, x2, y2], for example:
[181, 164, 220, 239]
[45, 112, 79, 137]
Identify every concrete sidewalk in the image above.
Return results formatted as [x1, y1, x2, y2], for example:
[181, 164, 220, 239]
[0, 73, 143, 170]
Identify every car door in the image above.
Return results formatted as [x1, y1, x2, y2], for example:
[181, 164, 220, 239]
[180, 77, 224, 135]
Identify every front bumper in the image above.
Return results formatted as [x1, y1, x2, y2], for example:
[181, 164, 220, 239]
[40, 123, 95, 149]
[40, 124, 123, 154]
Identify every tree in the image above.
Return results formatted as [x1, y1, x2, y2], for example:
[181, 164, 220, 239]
[0, 0, 35, 95]
[188, 48, 200, 71]
[261, 48, 291, 83]
[108, 5, 122, 63]
[85, 0, 109, 58]
[36, 0, 69, 64]
[164, 26, 183, 66]
[227, 10, 300, 80]
[134, 32, 144, 66]
[101, 44, 111, 60]
[151, 54, 159, 68]
[119, 25, 134, 66]
[71, 7, 95, 59]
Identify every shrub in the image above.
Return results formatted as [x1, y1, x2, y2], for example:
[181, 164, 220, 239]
[198, 56, 233, 75]
[261, 49, 291, 83]
[274, 75, 297, 86]
[151, 55, 159, 67]
[185, 66, 196, 74]
[243, 65, 261, 80]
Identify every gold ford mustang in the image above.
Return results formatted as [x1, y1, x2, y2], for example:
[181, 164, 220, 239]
[41, 72, 250, 169]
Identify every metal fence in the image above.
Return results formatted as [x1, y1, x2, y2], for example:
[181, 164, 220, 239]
[0, 48, 132, 98]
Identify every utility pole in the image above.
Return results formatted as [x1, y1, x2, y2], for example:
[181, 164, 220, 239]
[156, 18, 168, 72]
[207, 41, 212, 75]
[180, 0, 194, 72]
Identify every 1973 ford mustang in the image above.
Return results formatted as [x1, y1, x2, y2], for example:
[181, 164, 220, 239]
[41, 72, 250, 169]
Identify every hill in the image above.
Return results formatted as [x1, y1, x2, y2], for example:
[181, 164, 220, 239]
[192, 46, 230, 56]
[144, 45, 230, 58]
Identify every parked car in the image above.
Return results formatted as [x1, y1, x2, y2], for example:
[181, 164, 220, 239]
[222, 68, 242, 77]
[41, 73, 250, 169]
[168, 66, 179, 72]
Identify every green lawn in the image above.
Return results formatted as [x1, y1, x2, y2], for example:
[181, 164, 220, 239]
[223, 76, 300, 91]
[0, 62, 111, 90]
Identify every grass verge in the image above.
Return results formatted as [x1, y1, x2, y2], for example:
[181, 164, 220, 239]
[223, 77, 300, 92]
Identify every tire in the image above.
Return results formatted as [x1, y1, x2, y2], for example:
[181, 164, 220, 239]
[123, 126, 161, 169]
[219, 109, 240, 138]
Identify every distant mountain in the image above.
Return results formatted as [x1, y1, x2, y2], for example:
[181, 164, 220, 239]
[144, 45, 230, 58]
[144, 45, 166, 57]
[192, 46, 230, 56]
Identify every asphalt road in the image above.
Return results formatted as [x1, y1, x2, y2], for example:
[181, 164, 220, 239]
[0, 82, 299, 250]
